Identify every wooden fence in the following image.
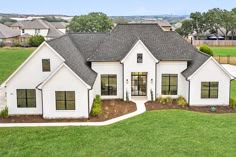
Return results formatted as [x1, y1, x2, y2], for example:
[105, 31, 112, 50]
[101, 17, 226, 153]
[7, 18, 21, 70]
[214, 56, 236, 65]
[193, 40, 236, 46]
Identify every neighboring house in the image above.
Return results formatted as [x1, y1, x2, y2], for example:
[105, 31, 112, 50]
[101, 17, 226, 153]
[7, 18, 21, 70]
[0, 23, 20, 46]
[10, 20, 65, 40]
[2, 24, 233, 119]
[50, 22, 67, 34]
[129, 19, 172, 31]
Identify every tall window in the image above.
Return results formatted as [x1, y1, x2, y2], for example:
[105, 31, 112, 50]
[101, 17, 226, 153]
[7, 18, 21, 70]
[201, 82, 219, 98]
[22, 29, 25, 34]
[161, 74, 178, 95]
[137, 54, 143, 63]
[101, 74, 117, 95]
[42, 59, 51, 72]
[17, 89, 36, 108]
[56, 91, 75, 110]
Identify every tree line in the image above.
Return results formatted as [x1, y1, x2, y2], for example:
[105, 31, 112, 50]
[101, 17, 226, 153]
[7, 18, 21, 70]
[176, 8, 236, 40]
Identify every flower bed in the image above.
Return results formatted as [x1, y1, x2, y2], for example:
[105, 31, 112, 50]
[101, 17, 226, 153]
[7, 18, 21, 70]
[0, 99, 136, 123]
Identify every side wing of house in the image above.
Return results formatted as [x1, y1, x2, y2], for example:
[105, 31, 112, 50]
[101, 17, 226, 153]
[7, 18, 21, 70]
[40, 64, 91, 119]
[189, 58, 232, 106]
[3, 42, 64, 115]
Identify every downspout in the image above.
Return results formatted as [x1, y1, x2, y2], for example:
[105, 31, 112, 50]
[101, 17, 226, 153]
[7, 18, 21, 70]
[185, 78, 191, 105]
[155, 61, 160, 100]
[88, 88, 93, 120]
[120, 62, 125, 100]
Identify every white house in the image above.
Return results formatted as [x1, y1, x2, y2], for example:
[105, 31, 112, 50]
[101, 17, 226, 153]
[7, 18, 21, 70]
[2, 24, 233, 119]
[10, 20, 65, 40]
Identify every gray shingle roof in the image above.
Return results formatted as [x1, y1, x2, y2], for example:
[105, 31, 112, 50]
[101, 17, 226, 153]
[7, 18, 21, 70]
[0, 23, 20, 39]
[47, 35, 97, 87]
[11, 20, 50, 29]
[46, 24, 210, 84]
[50, 22, 67, 29]
[44, 21, 64, 38]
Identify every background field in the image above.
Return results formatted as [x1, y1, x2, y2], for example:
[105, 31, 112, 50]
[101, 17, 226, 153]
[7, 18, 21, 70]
[0, 48, 34, 84]
[210, 47, 236, 56]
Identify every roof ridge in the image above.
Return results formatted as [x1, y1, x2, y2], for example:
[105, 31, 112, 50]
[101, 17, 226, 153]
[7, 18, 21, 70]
[46, 34, 68, 43]
[68, 32, 108, 34]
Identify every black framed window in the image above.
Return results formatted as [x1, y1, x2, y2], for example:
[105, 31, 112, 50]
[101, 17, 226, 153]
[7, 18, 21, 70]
[161, 74, 178, 95]
[17, 89, 36, 108]
[42, 59, 51, 72]
[201, 82, 219, 98]
[22, 29, 25, 33]
[101, 74, 117, 95]
[137, 54, 143, 63]
[56, 91, 75, 110]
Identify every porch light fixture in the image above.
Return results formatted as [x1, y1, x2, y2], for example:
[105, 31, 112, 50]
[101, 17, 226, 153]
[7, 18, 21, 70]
[126, 79, 128, 84]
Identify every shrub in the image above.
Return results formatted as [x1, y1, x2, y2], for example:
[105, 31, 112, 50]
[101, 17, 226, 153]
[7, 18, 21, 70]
[29, 35, 45, 47]
[91, 95, 101, 116]
[230, 98, 236, 109]
[199, 44, 213, 56]
[176, 96, 188, 107]
[166, 97, 173, 104]
[150, 90, 154, 102]
[158, 97, 167, 105]
[0, 107, 8, 118]
[126, 90, 129, 102]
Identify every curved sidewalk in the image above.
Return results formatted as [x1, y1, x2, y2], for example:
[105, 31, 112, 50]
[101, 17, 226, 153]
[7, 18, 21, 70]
[0, 99, 146, 127]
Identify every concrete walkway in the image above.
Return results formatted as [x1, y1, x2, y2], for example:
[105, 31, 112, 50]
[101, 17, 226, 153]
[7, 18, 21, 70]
[0, 98, 146, 127]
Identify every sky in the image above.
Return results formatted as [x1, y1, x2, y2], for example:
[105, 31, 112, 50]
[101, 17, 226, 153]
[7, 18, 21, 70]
[1, 0, 236, 16]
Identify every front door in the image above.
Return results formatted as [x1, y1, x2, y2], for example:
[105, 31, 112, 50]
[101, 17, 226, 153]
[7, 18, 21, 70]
[131, 72, 147, 96]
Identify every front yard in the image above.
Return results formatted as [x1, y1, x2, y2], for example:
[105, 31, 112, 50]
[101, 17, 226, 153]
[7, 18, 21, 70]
[0, 110, 236, 157]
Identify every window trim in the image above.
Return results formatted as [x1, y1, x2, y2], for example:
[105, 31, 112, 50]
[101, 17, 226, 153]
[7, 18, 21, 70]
[17, 89, 36, 108]
[201, 82, 219, 99]
[101, 74, 117, 96]
[55, 91, 76, 110]
[137, 53, 143, 63]
[161, 74, 178, 95]
[42, 59, 51, 72]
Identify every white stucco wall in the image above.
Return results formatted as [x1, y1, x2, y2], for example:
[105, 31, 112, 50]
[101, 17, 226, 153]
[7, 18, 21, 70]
[21, 29, 49, 37]
[6, 43, 64, 115]
[92, 62, 123, 99]
[42, 65, 89, 119]
[189, 58, 231, 106]
[123, 40, 157, 101]
[156, 61, 188, 100]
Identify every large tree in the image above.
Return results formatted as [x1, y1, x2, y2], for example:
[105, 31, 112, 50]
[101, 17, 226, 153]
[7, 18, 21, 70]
[190, 12, 206, 40]
[175, 19, 193, 37]
[68, 12, 113, 32]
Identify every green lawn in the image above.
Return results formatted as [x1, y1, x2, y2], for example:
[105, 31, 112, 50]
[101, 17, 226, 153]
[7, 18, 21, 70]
[0, 48, 34, 84]
[0, 110, 236, 157]
[210, 47, 236, 56]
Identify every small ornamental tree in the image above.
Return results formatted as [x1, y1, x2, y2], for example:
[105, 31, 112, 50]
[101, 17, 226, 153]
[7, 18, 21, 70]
[199, 44, 213, 56]
[29, 35, 45, 47]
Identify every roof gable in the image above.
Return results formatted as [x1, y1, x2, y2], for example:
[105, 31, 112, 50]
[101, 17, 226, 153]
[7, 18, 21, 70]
[121, 40, 158, 63]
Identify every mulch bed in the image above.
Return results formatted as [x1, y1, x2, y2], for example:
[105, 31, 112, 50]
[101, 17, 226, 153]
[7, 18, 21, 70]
[145, 101, 236, 114]
[0, 99, 136, 123]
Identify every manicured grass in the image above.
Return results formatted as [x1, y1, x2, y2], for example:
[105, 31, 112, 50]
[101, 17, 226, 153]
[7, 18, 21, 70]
[210, 46, 236, 56]
[0, 110, 236, 157]
[0, 48, 34, 84]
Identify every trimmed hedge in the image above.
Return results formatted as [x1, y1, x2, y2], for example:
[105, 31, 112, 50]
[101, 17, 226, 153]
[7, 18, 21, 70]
[199, 44, 213, 56]
[91, 95, 101, 116]
[29, 35, 45, 47]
